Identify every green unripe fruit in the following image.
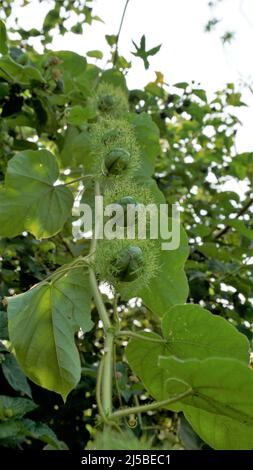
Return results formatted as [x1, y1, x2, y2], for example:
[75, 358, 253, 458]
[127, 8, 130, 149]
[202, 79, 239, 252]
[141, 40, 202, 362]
[112, 246, 145, 282]
[104, 148, 131, 175]
[17, 53, 29, 65]
[116, 196, 137, 207]
[115, 196, 138, 227]
[102, 128, 122, 145]
[94, 83, 128, 117]
[98, 94, 116, 113]
[4, 409, 13, 418]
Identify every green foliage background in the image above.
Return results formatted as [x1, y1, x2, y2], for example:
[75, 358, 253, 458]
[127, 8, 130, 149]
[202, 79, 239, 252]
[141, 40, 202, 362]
[0, 0, 252, 450]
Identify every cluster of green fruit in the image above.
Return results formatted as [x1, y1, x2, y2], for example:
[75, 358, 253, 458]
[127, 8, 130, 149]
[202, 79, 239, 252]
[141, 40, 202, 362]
[91, 84, 158, 296]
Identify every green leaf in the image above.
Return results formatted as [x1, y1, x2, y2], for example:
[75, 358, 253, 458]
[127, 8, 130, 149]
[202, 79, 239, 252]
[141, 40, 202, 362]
[0, 21, 8, 55]
[60, 127, 93, 169]
[66, 105, 96, 125]
[7, 267, 93, 400]
[2, 354, 32, 398]
[161, 304, 249, 362]
[179, 415, 204, 450]
[0, 341, 7, 352]
[100, 68, 128, 93]
[130, 178, 189, 315]
[43, 51, 89, 96]
[185, 408, 253, 450]
[105, 34, 117, 47]
[126, 332, 170, 401]
[87, 428, 155, 450]
[0, 418, 60, 448]
[87, 50, 103, 59]
[197, 242, 231, 262]
[145, 82, 165, 99]
[148, 44, 162, 56]
[0, 420, 24, 440]
[0, 56, 44, 84]
[0, 395, 37, 420]
[43, 441, 69, 450]
[230, 152, 253, 179]
[0, 149, 73, 239]
[139, 267, 188, 315]
[225, 219, 253, 241]
[132, 35, 161, 69]
[0, 311, 8, 339]
[227, 92, 245, 106]
[173, 82, 189, 90]
[158, 357, 253, 449]
[43, 8, 60, 33]
[129, 113, 161, 177]
[71, 23, 83, 34]
[137, 225, 189, 315]
[21, 419, 61, 448]
[55, 51, 87, 76]
[192, 89, 207, 102]
[126, 304, 249, 403]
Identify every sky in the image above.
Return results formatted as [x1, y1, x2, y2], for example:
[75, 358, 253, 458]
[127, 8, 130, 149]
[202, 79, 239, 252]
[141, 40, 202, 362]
[6, 0, 253, 156]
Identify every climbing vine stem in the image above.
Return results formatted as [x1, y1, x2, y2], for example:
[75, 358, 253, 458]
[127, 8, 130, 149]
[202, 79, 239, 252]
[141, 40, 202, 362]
[89, 180, 113, 419]
[116, 330, 167, 344]
[110, 389, 193, 420]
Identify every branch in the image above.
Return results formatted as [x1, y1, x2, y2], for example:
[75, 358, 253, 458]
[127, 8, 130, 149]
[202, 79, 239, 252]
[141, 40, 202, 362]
[214, 195, 253, 240]
[88, 180, 113, 417]
[88, 181, 111, 331]
[110, 389, 192, 419]
[62, 174, 96, 186]
[96, 356, 109, 423]
[116, 330, 167, 344]
[113, 0, 130, 67]
[89, 269, 111, 330]
[102, 332, 114, 416]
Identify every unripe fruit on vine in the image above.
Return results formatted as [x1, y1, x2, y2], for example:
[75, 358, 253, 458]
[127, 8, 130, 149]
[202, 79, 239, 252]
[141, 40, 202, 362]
[114, 196, 138, 227]
[112, 246, 144, 282]
[102, 128, 122, 145]
[98, 94, 116, 113]
[104, 148, 130, 175]
[104, 180, 154, 225]
[90, 117, 140, 178]
[95, 238, 158, 297]
[17, 52, 29, 65]
[94, 83, 128, 118]
[4, 409, 13, 418]
[116, 196, 137, 207]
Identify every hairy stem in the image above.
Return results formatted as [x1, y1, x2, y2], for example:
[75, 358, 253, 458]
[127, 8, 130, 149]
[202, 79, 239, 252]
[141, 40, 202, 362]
[102, 332, 114, 416]
[89, 269, 111, 330]
[110, 389, 192, 419]
[116, 330, 167, 344]
[62, 174, 96, 186]
[88, 180, 113, 419]
[96, 356, 108, 423]
[89, 181, 111, 331]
